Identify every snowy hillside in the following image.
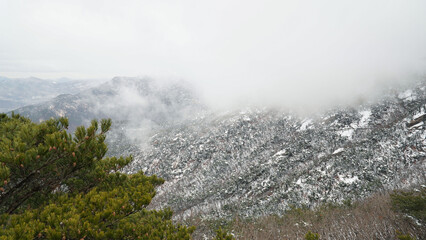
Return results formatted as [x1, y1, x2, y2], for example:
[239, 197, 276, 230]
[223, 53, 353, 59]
[122, 81, 426, 220]
[13, 77, 426, 221]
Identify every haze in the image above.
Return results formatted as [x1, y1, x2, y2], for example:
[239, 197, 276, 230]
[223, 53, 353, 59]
[1, 0, 426, 110]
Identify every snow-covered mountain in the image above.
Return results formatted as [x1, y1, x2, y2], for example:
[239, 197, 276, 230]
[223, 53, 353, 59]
[0, 76, 104, 113]
[122, 81, 425, 220]
[13, 77, 426, 221]
[12, 77, 205, 131]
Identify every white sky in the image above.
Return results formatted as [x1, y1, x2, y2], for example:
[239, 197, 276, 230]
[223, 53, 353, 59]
[1, 0, 426, 109]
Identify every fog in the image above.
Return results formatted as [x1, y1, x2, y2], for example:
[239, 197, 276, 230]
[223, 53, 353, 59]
[1, 0, 426, 110]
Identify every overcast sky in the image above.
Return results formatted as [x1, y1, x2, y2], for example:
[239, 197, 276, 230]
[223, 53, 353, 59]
[1, 0, 426, 109]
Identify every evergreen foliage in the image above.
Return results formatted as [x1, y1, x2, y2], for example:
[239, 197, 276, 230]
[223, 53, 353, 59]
[212, 227, 235, 240]
[0, 114, 194, 239]
[304, 231, 320, 240]
[396, 231, 416, 240]
[390, 188, 426, 223]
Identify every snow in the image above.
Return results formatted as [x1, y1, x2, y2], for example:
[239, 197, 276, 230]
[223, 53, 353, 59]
[243, 116, 251, 122]
[299, 119, 313, 131]
[121, 81, 426, 220]
[358, 110, 371, 128]
[318, 169, 327, 176]
[56, 109, 66, 117]
[339, 175, 359, 184]
[398, 89, 412, 99]
[398, 89, 416, 101]
[332, 148, 345, 155]
[274, 149, 286, 156]
[412, 106, 425, 119]
[406, 215, 423, 226]
[409, 121, 424, 128]
[337, 129, 354, 140]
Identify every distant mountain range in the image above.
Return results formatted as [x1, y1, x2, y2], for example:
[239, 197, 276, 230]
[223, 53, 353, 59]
[0, 76, 104, 112]
[12, 77, 205, 138]
[9, 77, 426, 221]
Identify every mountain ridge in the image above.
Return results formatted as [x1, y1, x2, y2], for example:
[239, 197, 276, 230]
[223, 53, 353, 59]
[0, 76, 104, 112]
[123, 81, 425, 220]
[10, 77, 426, 221]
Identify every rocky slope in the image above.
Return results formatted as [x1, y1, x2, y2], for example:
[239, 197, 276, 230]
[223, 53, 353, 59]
[12, 77, 426, 221]
[122, 81, 425, 220]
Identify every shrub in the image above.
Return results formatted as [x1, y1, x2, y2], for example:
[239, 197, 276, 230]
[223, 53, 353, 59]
[390, 188, 426, 223]
[305, 230, 320, 240]
[213, 227, 235, 240]
[396, 231, 416, 240]
[0, 114, 194, 239]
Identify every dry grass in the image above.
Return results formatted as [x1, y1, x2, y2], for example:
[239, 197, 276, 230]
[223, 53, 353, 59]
[184, 192, 425, 240]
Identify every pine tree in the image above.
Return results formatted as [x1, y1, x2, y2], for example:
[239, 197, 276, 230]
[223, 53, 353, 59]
[0, 113, 194, 239]
[390, 188, 425, 224]
[212, 227, 235, 240]
[305, 231, 320, 240]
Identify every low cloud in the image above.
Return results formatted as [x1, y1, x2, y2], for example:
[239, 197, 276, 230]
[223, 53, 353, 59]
[1, 1, 425, 110]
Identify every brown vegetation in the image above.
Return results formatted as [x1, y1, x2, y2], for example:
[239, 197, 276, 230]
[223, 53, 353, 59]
[185, 191, 425, 240]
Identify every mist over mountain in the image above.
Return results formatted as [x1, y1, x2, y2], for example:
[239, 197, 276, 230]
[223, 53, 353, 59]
[11, 76, 426, 221]
[0, 76, 104, 112]
[12, 77, 205, 137]
[123, 80, 425, 220]
[2, 1, 426, 238]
